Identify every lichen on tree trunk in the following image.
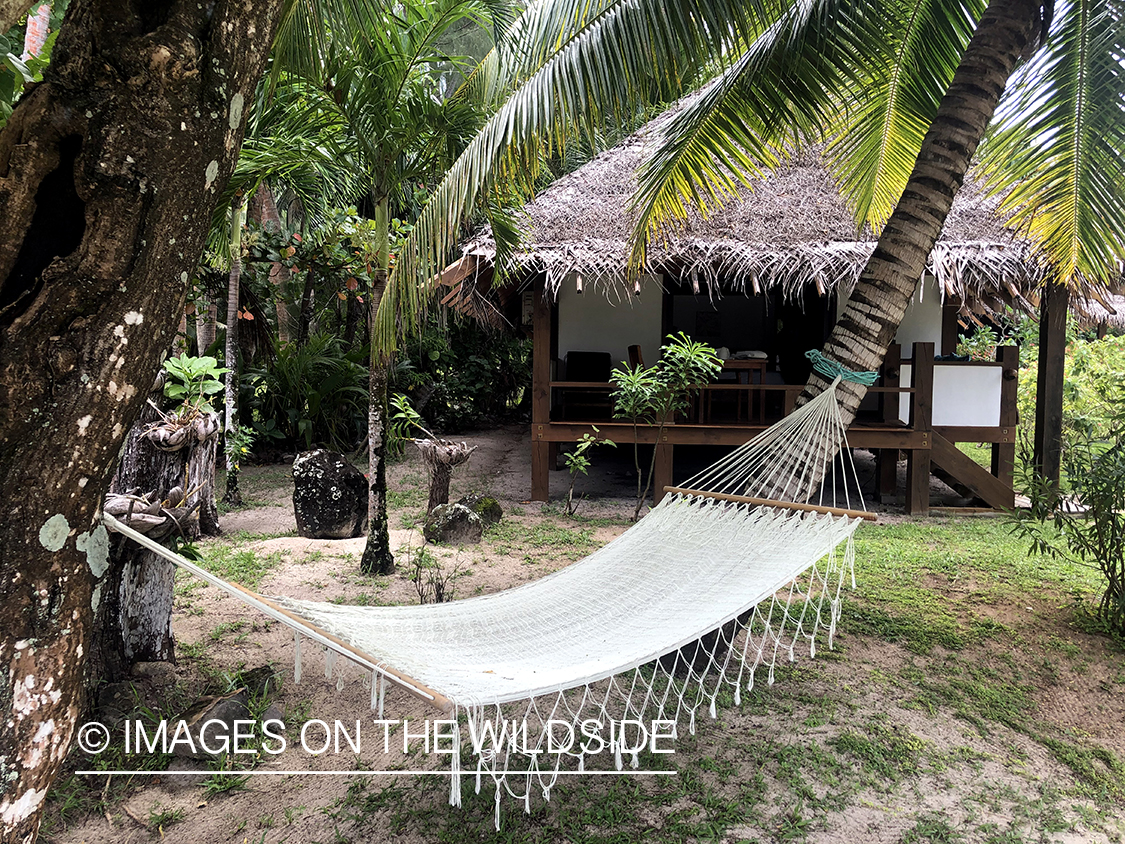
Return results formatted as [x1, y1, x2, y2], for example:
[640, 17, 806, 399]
[0, 2, 281, 839]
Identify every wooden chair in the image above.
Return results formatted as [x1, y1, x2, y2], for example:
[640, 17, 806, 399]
[558, 351, 614, 421]
[627, 344, 644, 371]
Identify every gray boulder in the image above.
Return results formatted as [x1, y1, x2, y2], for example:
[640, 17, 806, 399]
[423, 503, 483, 545]
[171, 690, 251, 759]
[293, 450, 367, 539]
[456, 493, 502, 526]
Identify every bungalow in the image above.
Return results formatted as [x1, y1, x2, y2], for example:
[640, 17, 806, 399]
[441, 106, 1054, 514]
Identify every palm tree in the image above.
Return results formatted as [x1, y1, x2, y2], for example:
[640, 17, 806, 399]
[275, 0, 506, 573]
[391, 0, 1125, 451]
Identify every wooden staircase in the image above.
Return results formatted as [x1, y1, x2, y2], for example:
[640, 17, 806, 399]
[929, 433, 1014, 510]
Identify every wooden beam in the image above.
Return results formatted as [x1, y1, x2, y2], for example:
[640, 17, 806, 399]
[906, 342, 934, 515]
[931, 433, 1014, 510]
[935, 425, 1016, 444]
[1034, 282, 1068, 486]
[992, 345, 1019, 490]
[878, 344, 901, 502]
[941, 304, 961, 356]
[663, 487, 878, 521]
[532, 421, 931, 449]
[437, 254, 477, 288]
[531, 276, 552, 501]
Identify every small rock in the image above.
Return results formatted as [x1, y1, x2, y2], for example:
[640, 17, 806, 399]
[262, 704, 286, 727]
[292, 450, 367, 539]
[172, 690, 250, 759]
[423, 503, 483, 545]
[456, 493, 502, 526]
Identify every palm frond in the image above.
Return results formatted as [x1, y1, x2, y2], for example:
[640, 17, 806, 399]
[979, 0, 1125, 285]
[825, 0, 984, 231]
[627, 0, 888, 268]
[382, 0, 786, 352]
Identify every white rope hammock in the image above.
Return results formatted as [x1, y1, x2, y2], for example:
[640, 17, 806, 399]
[104, 375, 872, 825]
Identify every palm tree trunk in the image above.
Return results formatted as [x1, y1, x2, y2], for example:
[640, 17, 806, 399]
[223, 196, 245, 507]
[196, 295, 218, 356]
[249, 181, 292, 343]
[804, 0, 1044, 426]
[361, 196, 394, 575]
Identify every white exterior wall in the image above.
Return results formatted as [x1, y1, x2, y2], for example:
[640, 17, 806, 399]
[893, 275, 944, 350]
[556, 274, 664, 373]
[898, 363, 1003, 426]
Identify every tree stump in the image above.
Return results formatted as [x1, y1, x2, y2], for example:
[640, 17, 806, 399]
[96, 392, 220, 682]
[415, 438, 477, 514]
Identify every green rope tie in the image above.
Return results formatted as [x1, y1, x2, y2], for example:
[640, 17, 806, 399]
[805, 349, 879, 386]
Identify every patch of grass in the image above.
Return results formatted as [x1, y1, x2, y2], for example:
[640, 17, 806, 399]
[147, 802, 186, 828]
[829, 718, 927, 784]
[199, 544, 282, 589]
[901, 812, 966, 843]
[484, 519, 599, 562]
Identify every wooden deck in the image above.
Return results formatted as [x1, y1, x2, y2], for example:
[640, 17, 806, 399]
[532, 326, 1017, 514]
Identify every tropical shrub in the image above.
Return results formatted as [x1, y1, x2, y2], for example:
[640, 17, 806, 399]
[611, 333, 722, 520]
[244, 333, 368, 452]
[392, 319, 531, 431]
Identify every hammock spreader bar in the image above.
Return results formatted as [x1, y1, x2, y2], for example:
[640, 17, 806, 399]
[101, 512, 455, 714]
[664, 487, 877, 522]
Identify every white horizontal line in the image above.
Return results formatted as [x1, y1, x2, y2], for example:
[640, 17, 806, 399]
[76, 769, 676, 777]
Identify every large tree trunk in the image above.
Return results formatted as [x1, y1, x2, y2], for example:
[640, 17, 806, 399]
[804, 0, 1044, 424]
[0, 2, 280, 840]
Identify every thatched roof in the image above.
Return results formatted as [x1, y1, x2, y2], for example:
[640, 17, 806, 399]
[449, 93, 1047, 319]
[1073, 294, 1125, 331]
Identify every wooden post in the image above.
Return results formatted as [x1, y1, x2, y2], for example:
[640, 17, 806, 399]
[906, 342, 934, 515]
[531, 276, 552, 501]
[653, 441, 673, 504]
[877, 343, 901, 503]
[941, 304, 961, 356]
[992, 345, 1018, 491]
[1034, 282, 1068, 488]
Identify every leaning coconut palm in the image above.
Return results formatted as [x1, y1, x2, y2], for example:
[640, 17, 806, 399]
[393, 0, 1125, 496]
[626, 0, 1125, 441]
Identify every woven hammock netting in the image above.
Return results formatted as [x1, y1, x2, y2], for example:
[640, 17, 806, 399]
[106, 375, 869, 826]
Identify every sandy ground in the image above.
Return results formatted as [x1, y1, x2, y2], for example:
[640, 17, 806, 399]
[46, 426, 1125, 844]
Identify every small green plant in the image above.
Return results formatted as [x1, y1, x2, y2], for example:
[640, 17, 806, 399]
[225, 423, 256, 471]
[612, 333, 722, 520]
[403, 544, 466, 604]
[561, 427, 616, 515]
[388, 392, 433, 456]
[956, 326, 1000, 361]
[163, 353, 229, 415]
[147, 802, 186, 828]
